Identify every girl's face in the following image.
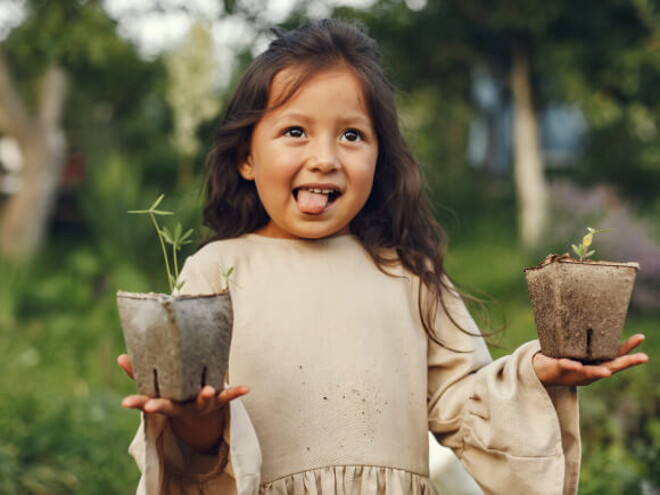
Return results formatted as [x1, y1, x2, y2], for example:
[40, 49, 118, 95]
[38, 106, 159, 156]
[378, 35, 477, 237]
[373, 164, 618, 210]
[239, 66, 378, 239]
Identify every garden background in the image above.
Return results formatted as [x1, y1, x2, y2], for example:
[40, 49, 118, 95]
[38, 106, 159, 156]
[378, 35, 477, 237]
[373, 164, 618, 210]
[0, 0, 658, 493]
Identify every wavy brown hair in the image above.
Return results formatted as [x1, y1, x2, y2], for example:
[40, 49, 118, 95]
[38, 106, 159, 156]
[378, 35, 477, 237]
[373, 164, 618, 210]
[203, 18, 457, 344]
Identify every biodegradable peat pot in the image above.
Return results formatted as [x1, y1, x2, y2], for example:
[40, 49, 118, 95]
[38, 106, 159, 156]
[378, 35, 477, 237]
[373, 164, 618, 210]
[524, 255, 639, 363]
[116, 291, 233, 402]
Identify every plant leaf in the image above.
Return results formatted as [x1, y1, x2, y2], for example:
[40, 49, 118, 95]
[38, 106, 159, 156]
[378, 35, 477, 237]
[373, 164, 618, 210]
[151, 194, 165, 210]
[179, 228, 194, 245]
[572, 244, 586, 257]
[161, 227, 174, 244]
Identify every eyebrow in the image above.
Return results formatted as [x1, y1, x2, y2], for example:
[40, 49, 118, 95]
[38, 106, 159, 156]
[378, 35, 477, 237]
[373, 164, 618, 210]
[271, 111, 374, 129]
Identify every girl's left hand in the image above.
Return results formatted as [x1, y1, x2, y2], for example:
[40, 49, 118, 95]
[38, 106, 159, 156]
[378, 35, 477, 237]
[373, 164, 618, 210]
[533, 333, 649, 387]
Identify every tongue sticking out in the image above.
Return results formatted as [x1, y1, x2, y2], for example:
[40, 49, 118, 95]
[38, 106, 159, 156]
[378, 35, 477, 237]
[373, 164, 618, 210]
[296, 189, 330, 214]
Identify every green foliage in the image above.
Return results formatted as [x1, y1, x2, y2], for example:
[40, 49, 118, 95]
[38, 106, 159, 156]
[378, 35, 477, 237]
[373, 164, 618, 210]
[0, 245, 140, 493]
[333, 0, 660, 208]
[80, 153, 150, 270]
[571, 227, 612, 260]
[578, 356, 660, 495]
[4, 0, 162, 112]
[537, 0, 660, 205]
[79, 153, 202, 293]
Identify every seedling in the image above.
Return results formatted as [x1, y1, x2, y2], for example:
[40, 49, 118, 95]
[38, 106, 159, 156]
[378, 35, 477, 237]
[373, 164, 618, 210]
[222, 266, 234, 290]
[128, 194, 193, 293]
[571, 227, 612, 261]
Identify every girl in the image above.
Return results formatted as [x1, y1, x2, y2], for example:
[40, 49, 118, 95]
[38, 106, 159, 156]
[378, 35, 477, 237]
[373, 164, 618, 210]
[119, 18, 648, 495]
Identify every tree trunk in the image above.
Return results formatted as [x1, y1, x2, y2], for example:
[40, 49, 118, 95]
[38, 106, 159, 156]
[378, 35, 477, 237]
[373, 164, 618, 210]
[510, 43, 547, 249]
[0, 51, 67, 260]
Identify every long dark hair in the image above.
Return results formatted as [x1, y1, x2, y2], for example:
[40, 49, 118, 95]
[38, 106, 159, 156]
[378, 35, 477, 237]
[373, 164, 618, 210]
[204, 18, 454, 343]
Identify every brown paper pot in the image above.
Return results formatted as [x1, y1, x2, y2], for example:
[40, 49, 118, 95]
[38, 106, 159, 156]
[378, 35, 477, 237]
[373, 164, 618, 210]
[116, 291, 233, 402]
[524, 256, 639, 362]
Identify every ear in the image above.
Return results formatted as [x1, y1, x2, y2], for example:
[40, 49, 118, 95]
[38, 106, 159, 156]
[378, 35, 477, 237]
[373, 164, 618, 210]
[238, 157, 255, 181]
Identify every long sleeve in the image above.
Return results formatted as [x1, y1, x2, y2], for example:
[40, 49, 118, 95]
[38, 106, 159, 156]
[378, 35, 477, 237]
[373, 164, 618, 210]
[128, 254, 262, 495]
[427, 283, 581, 495]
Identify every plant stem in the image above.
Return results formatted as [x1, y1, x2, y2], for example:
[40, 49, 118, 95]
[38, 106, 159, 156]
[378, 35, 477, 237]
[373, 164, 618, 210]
[150, 212, 174, 293]
[173, 243, 180, 286]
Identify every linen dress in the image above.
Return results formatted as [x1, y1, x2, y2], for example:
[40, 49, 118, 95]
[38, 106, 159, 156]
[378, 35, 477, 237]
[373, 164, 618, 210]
[128, 234, 581, 495]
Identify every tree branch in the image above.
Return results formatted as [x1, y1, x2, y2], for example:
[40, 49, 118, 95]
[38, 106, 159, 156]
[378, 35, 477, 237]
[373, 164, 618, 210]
[37, 65, 68, 130]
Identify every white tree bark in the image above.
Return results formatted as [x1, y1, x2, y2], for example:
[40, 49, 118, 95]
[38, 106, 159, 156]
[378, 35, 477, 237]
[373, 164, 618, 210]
[510, 43, 548, 249]
[0, 49, 67, 259]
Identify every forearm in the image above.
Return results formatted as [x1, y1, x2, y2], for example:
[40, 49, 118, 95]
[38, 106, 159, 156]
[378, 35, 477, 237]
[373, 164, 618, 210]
[171, 410, 226, 453]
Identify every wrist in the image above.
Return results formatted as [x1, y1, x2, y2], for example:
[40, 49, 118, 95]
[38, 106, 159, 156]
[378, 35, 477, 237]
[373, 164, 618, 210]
[171, 409, 226, 453]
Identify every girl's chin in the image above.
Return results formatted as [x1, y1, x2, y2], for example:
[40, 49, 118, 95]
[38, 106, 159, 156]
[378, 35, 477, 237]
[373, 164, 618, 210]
[257, 219, 350, 240]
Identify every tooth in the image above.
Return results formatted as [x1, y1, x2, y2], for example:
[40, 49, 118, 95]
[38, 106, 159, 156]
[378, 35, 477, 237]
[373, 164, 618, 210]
[301, 187, 336, 194]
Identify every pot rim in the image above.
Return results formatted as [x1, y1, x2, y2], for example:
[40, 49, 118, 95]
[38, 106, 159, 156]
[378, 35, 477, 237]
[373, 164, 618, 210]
[116, 290, 229, 301]
[524, 254, 640, 273]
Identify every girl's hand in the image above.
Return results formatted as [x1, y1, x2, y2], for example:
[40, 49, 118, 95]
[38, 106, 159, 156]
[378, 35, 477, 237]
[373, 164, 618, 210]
[117, 354, 249, 452]
[533, 334, 649, 387]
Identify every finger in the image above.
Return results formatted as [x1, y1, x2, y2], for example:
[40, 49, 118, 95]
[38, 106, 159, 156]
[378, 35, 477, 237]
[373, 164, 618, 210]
[195, 386, 218, 414]
[122, 394, 150, 410]
[605, 352, 649, 374]
[143, 398, 179, 415]
[558, 359, 613, 380]
[556, 360, 612, 386]
[216, 385, 250, 405]
[617, 334, 646, 356]
[117, 354, 134, 380]
[556, 358, 584, 373]
[577, 366, 612, 382]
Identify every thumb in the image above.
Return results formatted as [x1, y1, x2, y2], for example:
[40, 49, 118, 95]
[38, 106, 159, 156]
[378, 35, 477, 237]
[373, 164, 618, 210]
[117, 354, 134, 380]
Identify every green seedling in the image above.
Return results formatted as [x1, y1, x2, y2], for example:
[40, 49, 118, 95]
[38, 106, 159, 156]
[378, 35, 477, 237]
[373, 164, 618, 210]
[128, 194, 193, 293]
[571, 227, 612, 261]
[222, 266, 234, 290]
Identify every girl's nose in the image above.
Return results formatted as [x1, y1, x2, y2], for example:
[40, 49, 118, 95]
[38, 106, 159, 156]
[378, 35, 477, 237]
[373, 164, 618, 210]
[307, 138, 340, 173]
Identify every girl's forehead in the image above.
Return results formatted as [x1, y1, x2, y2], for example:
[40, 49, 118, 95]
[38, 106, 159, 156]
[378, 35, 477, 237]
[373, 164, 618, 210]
[267, 65, 368, 110]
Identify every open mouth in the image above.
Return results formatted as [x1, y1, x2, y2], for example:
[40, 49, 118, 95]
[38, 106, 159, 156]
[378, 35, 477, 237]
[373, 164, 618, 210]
[293, 186, 341, 214]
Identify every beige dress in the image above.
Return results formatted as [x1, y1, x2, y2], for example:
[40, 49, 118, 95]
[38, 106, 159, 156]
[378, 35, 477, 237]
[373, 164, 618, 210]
[129, 234, 580, 495]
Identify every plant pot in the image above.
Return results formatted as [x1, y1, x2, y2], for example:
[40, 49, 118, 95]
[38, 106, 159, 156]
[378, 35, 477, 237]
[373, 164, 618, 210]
[116, 291, 233, 402]
[524, 255, 639, 363]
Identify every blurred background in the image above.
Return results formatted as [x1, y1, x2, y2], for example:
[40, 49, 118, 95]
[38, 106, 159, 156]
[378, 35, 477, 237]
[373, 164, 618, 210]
[0, 0, 658, 493]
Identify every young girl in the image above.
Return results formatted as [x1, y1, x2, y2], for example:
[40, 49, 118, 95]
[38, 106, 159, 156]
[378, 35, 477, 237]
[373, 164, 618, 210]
[119, 18, 648, 495]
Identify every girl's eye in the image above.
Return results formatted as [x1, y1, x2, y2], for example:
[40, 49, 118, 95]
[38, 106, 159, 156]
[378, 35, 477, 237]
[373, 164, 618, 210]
[283, 127, 305, 138]
[341, 129, 363, 142]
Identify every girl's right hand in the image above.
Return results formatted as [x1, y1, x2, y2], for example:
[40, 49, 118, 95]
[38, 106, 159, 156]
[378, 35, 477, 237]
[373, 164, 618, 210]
[117, 354, 249, 453]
